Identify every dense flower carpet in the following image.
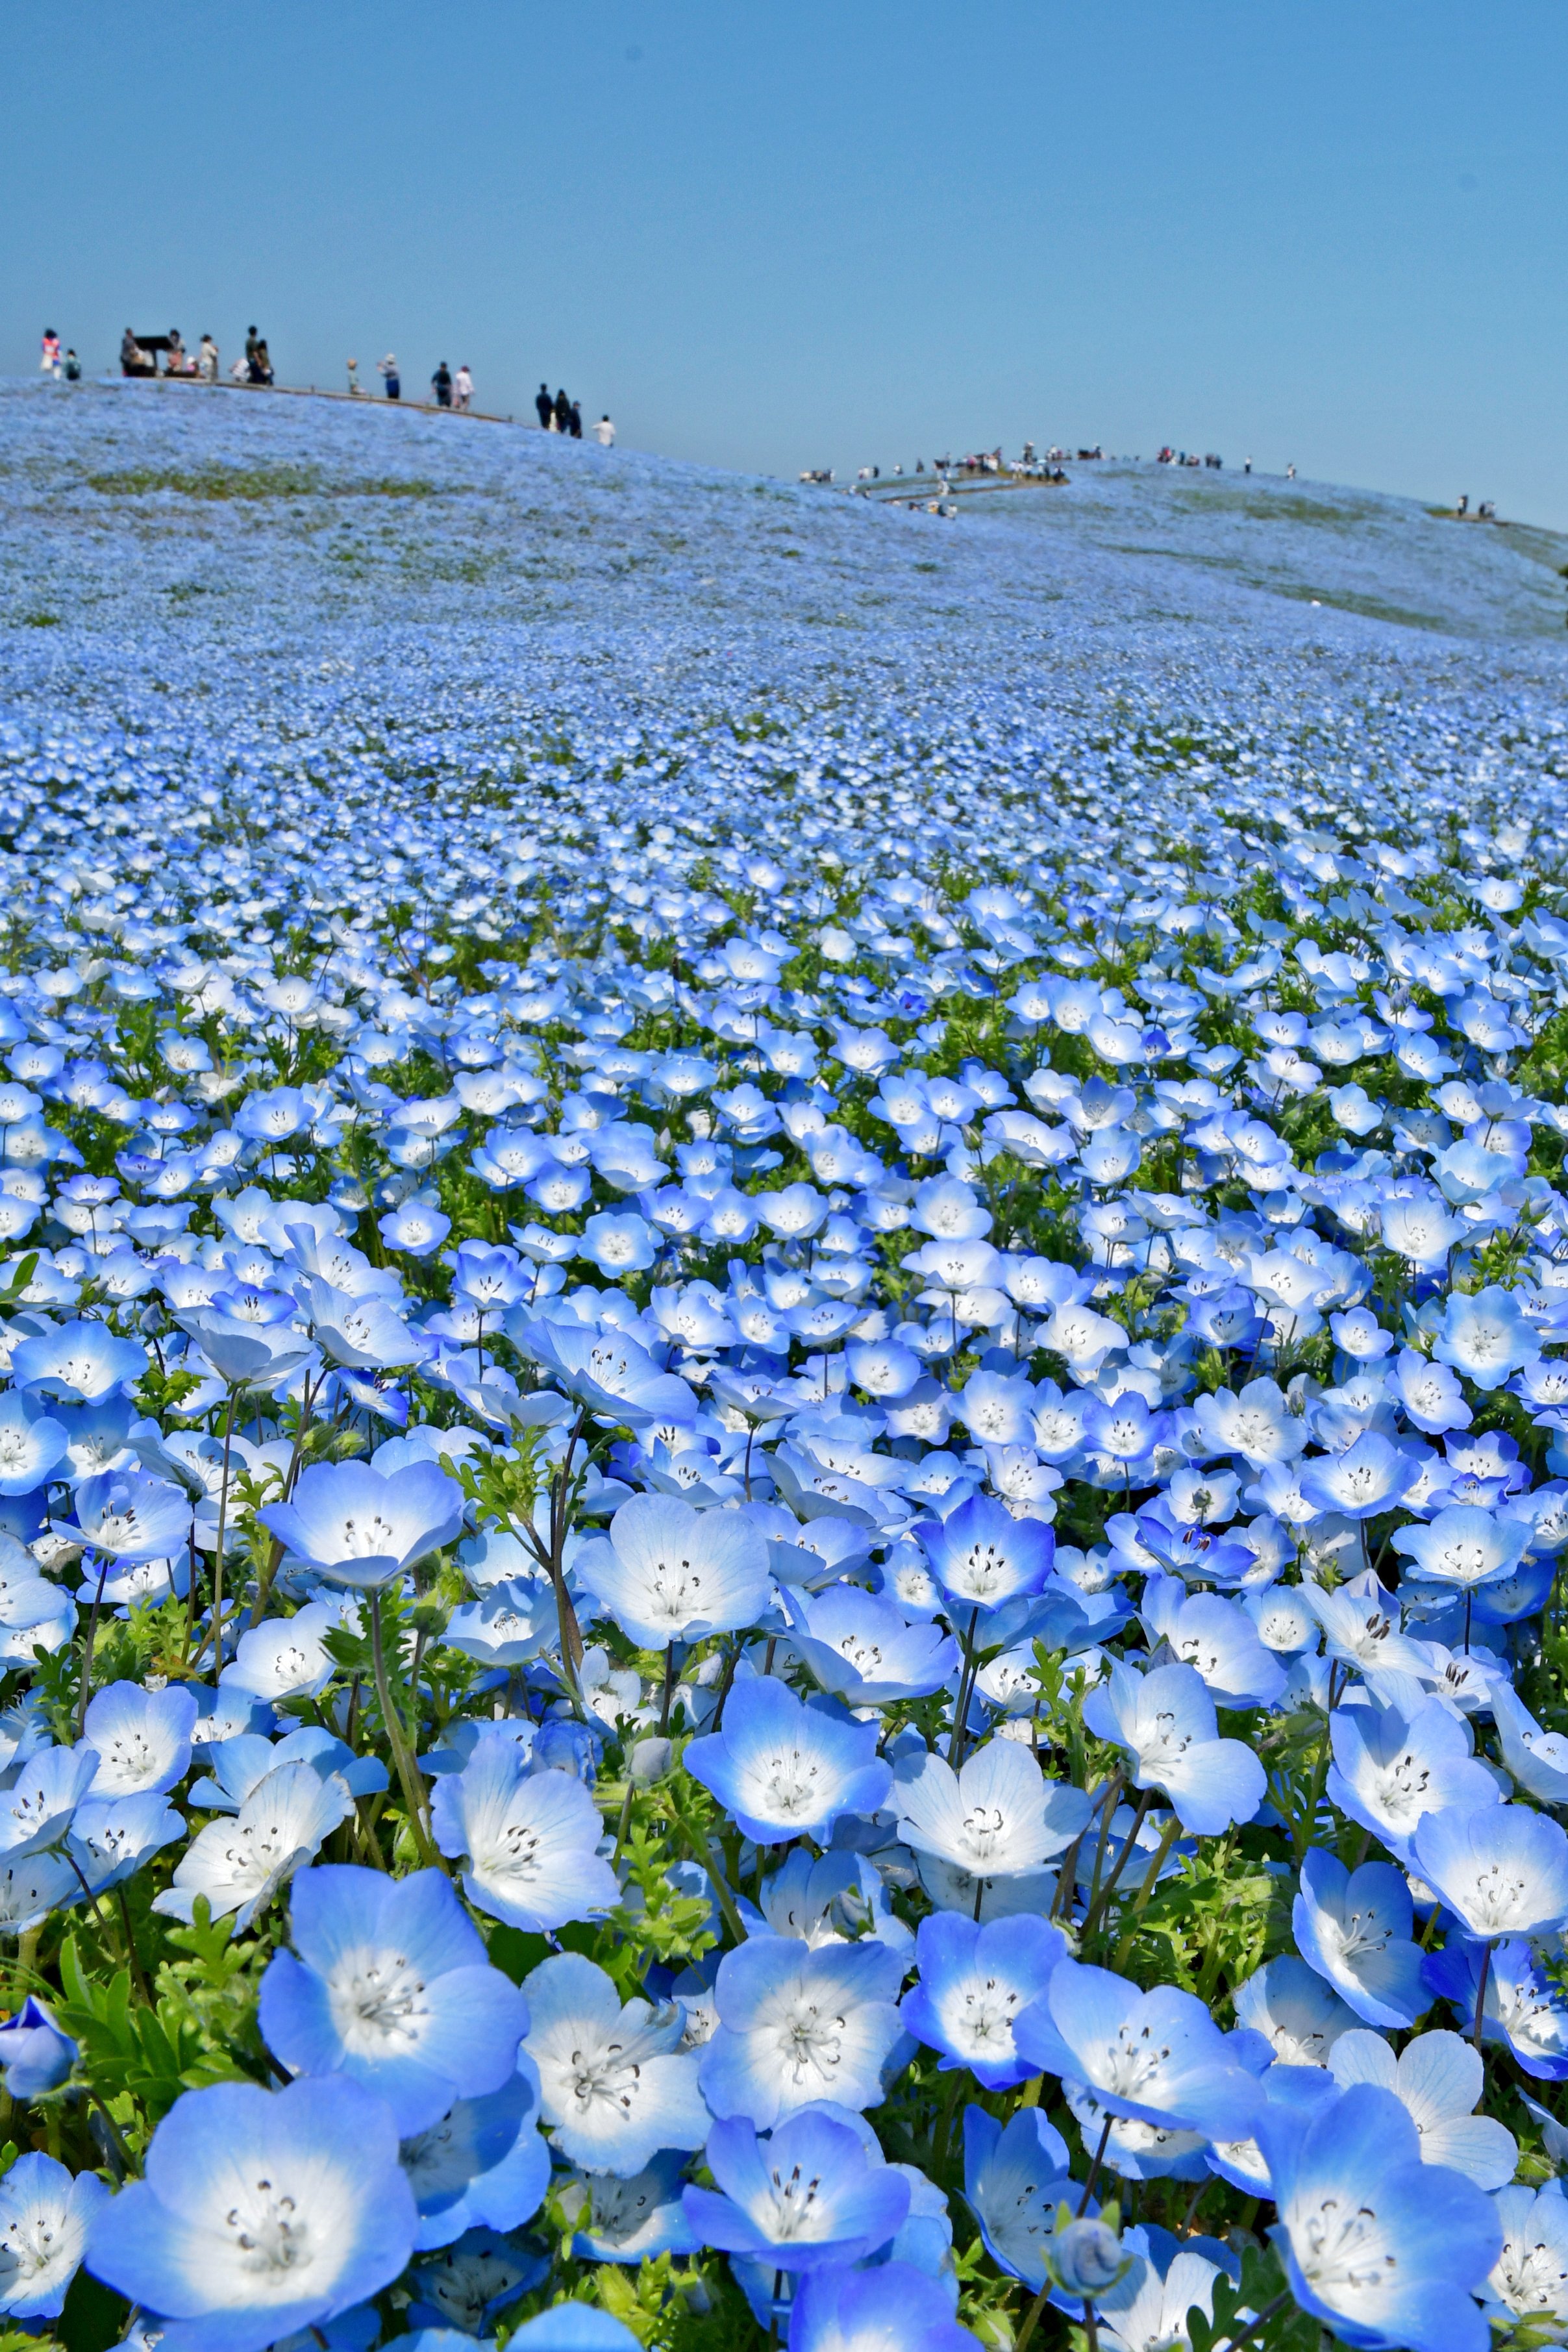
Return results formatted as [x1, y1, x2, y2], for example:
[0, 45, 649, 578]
[0, 378, 1565, 2352]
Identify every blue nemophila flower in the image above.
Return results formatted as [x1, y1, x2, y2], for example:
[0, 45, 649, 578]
[1260, 2081, 1501, 2352]
[1327, 2028, 1517, 2188]
[430, 1733, 618, 1932]
[0, 1392, 68, 1494]
[921, 1494, 1053, 1614]
[82, 1676, 199, 1794]
[786, 2260, 975, 2352]
[1014, 1960, 1262, 2142]
[1137, 1577, 1286, 1708]
[10, 1321, 146, 1405]
[1413, 1801, 1568, 1942]
[1326, 1678, 1500, 1863]
[1299, 1431, 1421, 1520]
[1393, 1505, 1531, 1593]
[900, 1913, 1067, 2089]
[1435, 1284, 1541, 1392]
[1482, 2184, 1568, 2336]
[1082, 1660, 1264, 1836]
[960, 2105, 1075, 2290]
[69, 1790, 184, 1892]
[64, 1468, 189, 1562]
[684, 1674, 891, 1847]
[0, 2153, 106, 2319]
[573, 1490, 771, 1648]
[1489, 1679, 1568, 1803]
[1292, 1848, 1428, 2029]
[1423, 1932, 1568, 2077]
[0, 1739, 97, 1865]
[571, 2152, 701, 2264]
[260, 1460, 465, 1589]
[682, 2107, 910, 2269]
[523, 1953, 708, 2175]
[86, 2077, 418, 2352]
[402, 2069, 551, 2250]
[155, 1759, 353, 1928]
[785, 1584, 959, 1705]
[0, 1995, 75, 2099]
[894, 1737, 1089, 1918]
[258, 1865, 529, 2133]
[700, 1936, 906, 2128]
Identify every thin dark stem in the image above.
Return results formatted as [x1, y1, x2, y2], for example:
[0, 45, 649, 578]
[1210, 2288, 1293, 2352]
[1473, 1938, 1493, 2051]
[1077, 2111, 1114, 2215]
[1083, 1787, 1153, 1942]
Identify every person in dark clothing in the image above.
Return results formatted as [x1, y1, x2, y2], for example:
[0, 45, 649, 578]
[253, 339, 273, 385]
[432, 362, 453, 408]
[535, 382, 553, 429]
[553, 388, 570, 432]
[568, 400, 583, 440]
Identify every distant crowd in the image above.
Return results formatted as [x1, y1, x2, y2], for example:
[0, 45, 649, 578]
[47, 326, 614, 443]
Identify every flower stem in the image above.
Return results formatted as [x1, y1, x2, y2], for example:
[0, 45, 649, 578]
[369, 1589, 441, 1870]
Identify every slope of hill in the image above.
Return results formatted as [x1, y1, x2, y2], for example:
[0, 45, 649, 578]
[1, 374, 1565, 892]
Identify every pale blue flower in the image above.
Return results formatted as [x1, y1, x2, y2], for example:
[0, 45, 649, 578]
[682, 2107, 910, 2269]
[1261, 2081, 1500, 2352]
[85, 2077, 417, 2352]
[1293, 1848, 1427, 2029]
[685, 1675, 890, 1847]
[700, 1936, 905, 2128]
[523, 1953, 708, 2175]
[430, 1734, 619, 1932]
[1328, 2029, 1517, 2189]
[258, 1865, 529, 2133]
[1413, 1801, 1568, 1942]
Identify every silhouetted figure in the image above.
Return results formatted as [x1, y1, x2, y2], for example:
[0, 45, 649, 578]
[568, 400, 582, 439]
[432, 361, 453, 408]
[553, 388, 570, 432]
[535, 382, 553, 429]
[380, 354, 401, 400]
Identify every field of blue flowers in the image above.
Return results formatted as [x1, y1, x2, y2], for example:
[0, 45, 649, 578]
[1, 374, 1567, 2352]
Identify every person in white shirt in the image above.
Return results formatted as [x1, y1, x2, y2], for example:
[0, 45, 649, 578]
[594, 414, 615, 447]
[453, 366, 473, 413]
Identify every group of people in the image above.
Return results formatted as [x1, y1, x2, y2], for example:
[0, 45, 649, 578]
[114, 327, 269, 384]
[532, 384, 614, 444]
[39, 331, 81, 381]
[369, 357, 474, 410]
[81, 322, 611, 439]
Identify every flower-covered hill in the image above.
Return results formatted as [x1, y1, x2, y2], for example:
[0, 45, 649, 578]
[0, 375, 1567, 2352]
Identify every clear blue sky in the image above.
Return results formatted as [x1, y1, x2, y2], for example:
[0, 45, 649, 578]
[5, 2, 1566, 523]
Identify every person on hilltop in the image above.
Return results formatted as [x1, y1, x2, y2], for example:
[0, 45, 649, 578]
[594, 413, 615, 447]
[553, 387, 570, 433]
[567, 399, 583, 439]
[40, 329, 60, 378]
[379, 353, 401, 401]
[63, 349, 81, 381]
[535, 381, 553, 429]
[432, 360, 453, 408]
[453, 364, 473, 413]
[199, 334, 219, 381]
